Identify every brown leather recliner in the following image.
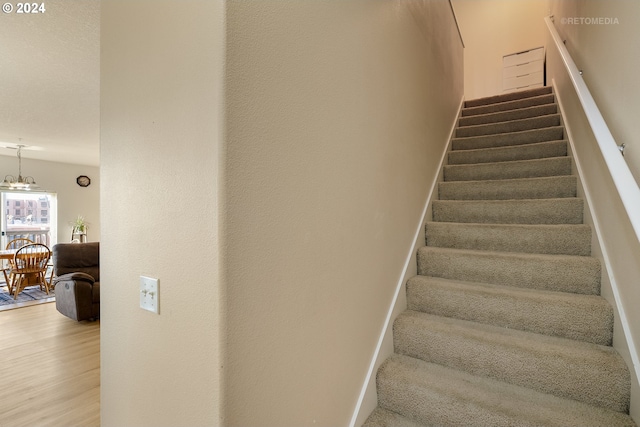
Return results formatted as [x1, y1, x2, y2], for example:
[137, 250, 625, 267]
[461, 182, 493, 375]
[52, 242, 100, 321]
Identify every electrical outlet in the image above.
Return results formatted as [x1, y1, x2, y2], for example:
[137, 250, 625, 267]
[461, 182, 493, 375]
[140, 276, 159, 314]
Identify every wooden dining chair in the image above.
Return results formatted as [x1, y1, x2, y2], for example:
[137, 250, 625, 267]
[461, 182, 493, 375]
[2, 238, 34, 290]
[9, 243, 51, 299]
[6, 238, 34, 250]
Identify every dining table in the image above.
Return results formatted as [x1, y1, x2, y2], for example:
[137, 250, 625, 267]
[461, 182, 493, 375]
[0, 247, 53, 292]
[0, 247, 52, 260]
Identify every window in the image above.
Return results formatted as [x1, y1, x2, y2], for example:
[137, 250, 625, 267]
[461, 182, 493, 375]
[2, 193, 57, 248]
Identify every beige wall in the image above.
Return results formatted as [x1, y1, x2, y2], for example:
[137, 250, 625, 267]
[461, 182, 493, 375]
[100, 1, 224, 426]
[0, 155, 100, 243]
[451, 0, 548, 100]
[100, 0, 462, 425]
[223, 1, 462, 425]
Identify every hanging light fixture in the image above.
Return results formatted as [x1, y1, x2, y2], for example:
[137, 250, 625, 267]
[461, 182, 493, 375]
[1, 145, 40, 191]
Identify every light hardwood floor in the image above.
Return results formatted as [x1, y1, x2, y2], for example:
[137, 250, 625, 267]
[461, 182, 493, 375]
[0, 302, 100, 427]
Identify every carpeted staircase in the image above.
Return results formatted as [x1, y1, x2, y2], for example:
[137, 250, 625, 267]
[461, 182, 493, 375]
[364, 86, 637, 427]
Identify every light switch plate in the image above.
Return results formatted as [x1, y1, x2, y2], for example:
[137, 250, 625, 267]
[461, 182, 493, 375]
[140, 276, 159, 314]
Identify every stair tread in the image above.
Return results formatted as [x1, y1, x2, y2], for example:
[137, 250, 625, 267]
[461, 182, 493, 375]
[406, 275, 611, 344]
[433, 197, 583, 205]
[417, 246, 600, 294]
[452, 126, 564, 150]
[462, 93, 555, 117]
[394, 310, 629, 412]
[448, 140, 568, 165]
[432, 197, 583, 225]
[465, 86, 553, 108]
[444, 156, 572, 182]
[418, 245, 599, 265]
[440, 175, 576, 183]
[459, 103, 558, 127]
[445, 154, 570, 170]
[397, 309, 614, 353]
[456, 114, 561, 138]
[439, 175, 576, 200]
[376, 354, 635, 427]
[425, 221, 591, 256]
[426, 221, 590, 231]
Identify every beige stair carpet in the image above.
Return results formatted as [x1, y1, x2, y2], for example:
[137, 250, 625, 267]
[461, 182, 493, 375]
[364, 86, 637, 427]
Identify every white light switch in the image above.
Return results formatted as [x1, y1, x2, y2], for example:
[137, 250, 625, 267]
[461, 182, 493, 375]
[140, 276, 159, 314]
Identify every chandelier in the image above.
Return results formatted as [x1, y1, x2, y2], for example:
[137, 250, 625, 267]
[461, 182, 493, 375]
[1, 145, 40, 191]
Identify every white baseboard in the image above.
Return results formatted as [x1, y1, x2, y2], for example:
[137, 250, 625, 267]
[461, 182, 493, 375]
[349, 95, 464, 427]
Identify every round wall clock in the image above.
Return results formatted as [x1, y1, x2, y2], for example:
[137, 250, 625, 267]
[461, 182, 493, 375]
[76, 175, 91, 187]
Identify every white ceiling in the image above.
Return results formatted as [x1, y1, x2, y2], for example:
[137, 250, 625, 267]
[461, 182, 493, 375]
[0, 0, 100, 167]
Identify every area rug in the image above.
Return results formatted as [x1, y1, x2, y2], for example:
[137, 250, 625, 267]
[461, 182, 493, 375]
[0, 284, 55, 308]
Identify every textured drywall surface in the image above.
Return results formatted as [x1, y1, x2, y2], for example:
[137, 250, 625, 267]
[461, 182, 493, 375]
[222, 1, 463, 425]
[451, 0, 548, 100]
[100, 0, 224, 426]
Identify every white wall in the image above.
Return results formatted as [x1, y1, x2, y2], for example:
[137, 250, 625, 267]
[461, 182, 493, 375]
[0, 154, 100, 243]
[222, 1, 462, 425]
[546, 33, 640, 423]
[0, 0, 100, 166]
[548, 0, 640, 186]
[547, 1, 640, 422]
[451, 0, 548, 100]
[100, 0, 224, 426]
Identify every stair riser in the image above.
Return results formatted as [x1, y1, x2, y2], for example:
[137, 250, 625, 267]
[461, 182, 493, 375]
[464, 86, 553, 108]
[452, 127, 564, 150]
[456, 115, 561, 138]
[417, 247, 601, 294]
[432, 198, 583, 225]
[406, 277, 612, 345]
[459, 104, 558, 127]
[393, 313, 629, 412]
[425, 222, 592, 256]
[444, 157, 572, 181]
[439, 176, 576, 200]
[448, 140, 567, 165]
[462, 93, 555, 117]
